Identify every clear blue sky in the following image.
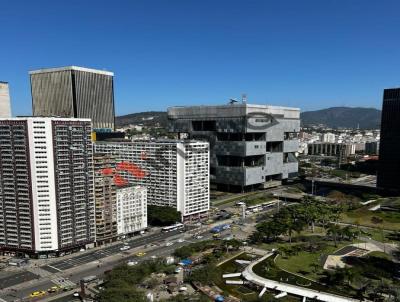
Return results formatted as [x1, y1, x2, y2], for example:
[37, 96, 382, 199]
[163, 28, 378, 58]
[2, 0, 400, 116]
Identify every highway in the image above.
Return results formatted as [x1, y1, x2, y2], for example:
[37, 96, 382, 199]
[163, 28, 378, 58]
[0, 226, 222, 302]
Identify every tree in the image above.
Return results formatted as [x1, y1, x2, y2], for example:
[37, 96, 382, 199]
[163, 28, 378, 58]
[327, 223, 341, 247]
[97, 286, 146, 302]
[187, 263, 221, 285]
[147, 205, 181, 226]
[299, 196, 321, 233]
[173, 245, 193, 259]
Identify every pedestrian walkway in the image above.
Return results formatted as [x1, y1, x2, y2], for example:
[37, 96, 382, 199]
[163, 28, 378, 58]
[51, 277, 76, 288]
[242, 253, 359, 302]
[27, 267, 54, 278]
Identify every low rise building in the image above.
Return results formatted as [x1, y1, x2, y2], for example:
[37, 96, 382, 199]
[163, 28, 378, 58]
[116, 186, 147, 235]
[307, 142, 355, 157]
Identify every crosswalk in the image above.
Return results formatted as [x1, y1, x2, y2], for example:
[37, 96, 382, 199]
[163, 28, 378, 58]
[27, 267, 53, 278]
[51, 277, 76, 287]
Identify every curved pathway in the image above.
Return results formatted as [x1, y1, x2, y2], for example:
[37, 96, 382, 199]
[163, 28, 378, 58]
[242, 253, 360, 302]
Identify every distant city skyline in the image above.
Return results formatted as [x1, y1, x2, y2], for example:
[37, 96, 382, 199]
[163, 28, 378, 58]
[3, 0, 400, 115]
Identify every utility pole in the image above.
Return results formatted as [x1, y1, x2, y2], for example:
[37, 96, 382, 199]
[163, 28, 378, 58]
[311, 179, 314, 195]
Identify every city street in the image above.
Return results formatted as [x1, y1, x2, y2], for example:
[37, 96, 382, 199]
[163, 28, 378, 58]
[0, 224, 233, 302]
[0, 229, 191, 302]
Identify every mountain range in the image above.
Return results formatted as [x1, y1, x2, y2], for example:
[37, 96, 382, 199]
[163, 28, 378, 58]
[300, 107, 381, 129]
[116, 107, 382, 130]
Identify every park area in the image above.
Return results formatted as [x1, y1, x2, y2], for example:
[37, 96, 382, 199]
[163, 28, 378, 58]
[340, 198, 400, 231]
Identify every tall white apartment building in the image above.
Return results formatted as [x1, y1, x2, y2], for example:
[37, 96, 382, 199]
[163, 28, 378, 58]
[0, 117, 95, 257]
[95, 140, 209, 222]
[0, 82, 12, 118]
[116, 186, 147, 235]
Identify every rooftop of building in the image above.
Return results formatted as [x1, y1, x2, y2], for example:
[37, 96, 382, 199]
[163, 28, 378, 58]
[0, 81, 9, 85]
[167, 102, 300, 119]
[95, 138, 209, 145]
[29, 66, 114, 76]
[1, 116, 92, 122]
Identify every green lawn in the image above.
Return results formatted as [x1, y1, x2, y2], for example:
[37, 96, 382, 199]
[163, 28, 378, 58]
[276, 241, 348, 280]
[341, 204, 400, 231]
[252, 256, 357, 298]
[245, 195, 275, 206]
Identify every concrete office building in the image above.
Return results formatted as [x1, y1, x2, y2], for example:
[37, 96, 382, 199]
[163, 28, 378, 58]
[94, 154, 117, 245]
[167, 103, 300, 192]
[0, 117, 95, 257]
[377, 88, 400, 192]
[30, 66, 115, 130]
[95, 140, 209, 222]
[0, 82, 12, 118]
[116, 186, 147, 235]
[307, 142, 355, 165]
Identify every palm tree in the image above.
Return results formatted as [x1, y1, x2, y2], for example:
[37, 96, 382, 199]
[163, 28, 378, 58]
[327, 223, 341, 247]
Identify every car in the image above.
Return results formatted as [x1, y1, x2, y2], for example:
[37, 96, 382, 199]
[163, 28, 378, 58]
[30, 291, 46, 298]
[127, 260, 138, 266]
[165, 242, 173, 247]
[120, 245, 130, 251]
[63, 286, 74, 291]
[73, 292, 80, 297]
[151, 255, 157, 259]
[136, 252, 146, 257]
[79, 248, 85, 252]
[47, 286, 59, 293]
[195, 235, 203, 239]
[177, 238, 184, 243]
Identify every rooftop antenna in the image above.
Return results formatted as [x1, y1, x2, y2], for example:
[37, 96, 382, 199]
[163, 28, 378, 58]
[241, 93, 247, 104]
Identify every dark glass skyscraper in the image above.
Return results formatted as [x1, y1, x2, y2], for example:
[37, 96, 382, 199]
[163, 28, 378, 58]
[377, 88, 400, 192]
[30, 66, 115, 130]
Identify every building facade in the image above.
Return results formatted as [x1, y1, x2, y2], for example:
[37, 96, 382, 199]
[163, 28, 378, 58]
[167, 103, 300, 192]
[377, 88, 400, 192]
[94, 140, 209, 222]
[0, 82, 12, 118]
[30, 66, 115, 130]
[365, 141, 379, 155]
[0, 117, 95, 257]
[116, 186, 147, 235]
[94, 154, 117, 245]
[321, 133, 336, 143]
[307, 142, 355, 165]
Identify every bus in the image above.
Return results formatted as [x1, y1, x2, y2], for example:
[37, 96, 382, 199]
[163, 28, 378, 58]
[161, 223, 185, 233]
[246, 200, 277, 214]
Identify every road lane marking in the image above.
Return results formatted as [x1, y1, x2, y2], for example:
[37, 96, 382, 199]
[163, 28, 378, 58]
[42, 265, 62, 273]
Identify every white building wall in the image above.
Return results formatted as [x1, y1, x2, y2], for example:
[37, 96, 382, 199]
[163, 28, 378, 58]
[179, 142, 209, 217]
[116, 186, 147, 235]
[28, 119, 59, 251]
[0, 82, 11, 118]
